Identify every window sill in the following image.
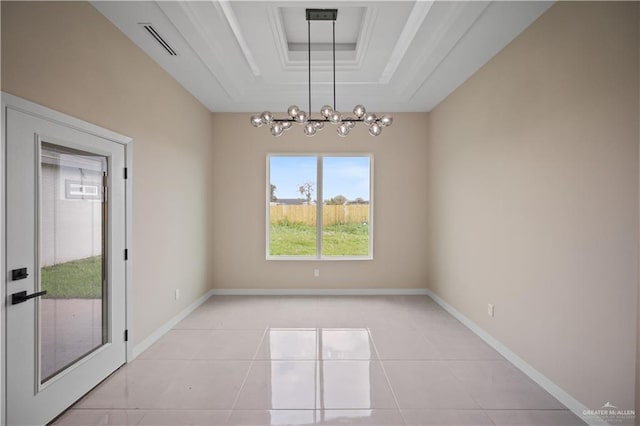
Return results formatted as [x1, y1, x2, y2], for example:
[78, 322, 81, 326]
[266, 256, 373, 261]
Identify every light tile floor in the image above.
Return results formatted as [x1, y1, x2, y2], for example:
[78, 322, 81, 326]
[54, 296, 587, 425]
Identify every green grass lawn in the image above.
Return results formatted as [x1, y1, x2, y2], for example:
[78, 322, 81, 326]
[41, 256, 102, 298]
[322, 223, 370, 256]
[270, 223, 369, 256]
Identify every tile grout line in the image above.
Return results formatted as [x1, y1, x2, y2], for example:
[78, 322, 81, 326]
[366, 326, 408, 426]
[316, 327, 321, 412]
[226, 326, 269, 424]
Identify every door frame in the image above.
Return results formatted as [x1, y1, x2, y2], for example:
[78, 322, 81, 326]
[0, 92, 134, 426]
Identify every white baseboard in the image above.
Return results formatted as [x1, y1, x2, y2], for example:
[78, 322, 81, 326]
[425, 289, 609, 426]
[131, 289, 214, 359]
[209, 288, 430, 296]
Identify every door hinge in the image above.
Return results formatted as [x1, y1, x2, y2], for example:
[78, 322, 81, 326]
[124, 167, 128, 179]
[124, 249, 129, 260]
[102, 173, 108, 188]
[124, 329, 129, 342]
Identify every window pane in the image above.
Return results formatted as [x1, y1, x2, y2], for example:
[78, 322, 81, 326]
[322, 156, 371, 257]
[269, 156, 317, 256]
[39, 142, 108, 383]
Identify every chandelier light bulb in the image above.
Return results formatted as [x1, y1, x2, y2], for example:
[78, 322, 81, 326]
[304, 123, 317, 137]
[344, 117, 356, 129]
[353, 105, 366, 119]
[261, 111, 274, 124]
[321, 105, 333, 118]
[271, 123, 284, 137]
[288, 105, 300, 118]
[313, 121, 325, 130]
[380, 114, 393, 127]
[329, 111, 342, 125]
[337, 123, 350, 137]
[295, 111, 308, 123]
[369, 123, 382, 137]
[250, 115, 263, 128]
[281, 121, 292, 130]
[363, 113, 377, 125]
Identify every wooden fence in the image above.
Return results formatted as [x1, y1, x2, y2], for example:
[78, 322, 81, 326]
[270, 204, 369, 226]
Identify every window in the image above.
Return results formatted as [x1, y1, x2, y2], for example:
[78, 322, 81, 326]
[267, 154, 372, 259]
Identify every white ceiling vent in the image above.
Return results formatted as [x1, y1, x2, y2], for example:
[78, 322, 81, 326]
[140, 23, 177, 56]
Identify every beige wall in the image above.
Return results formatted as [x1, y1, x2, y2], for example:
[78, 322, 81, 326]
[428, 1, 638, 411]
[210, 113, 429, 290]
[1, 2, 215, 345]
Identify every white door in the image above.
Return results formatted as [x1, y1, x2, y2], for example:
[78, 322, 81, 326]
[5, 104, 128, 425]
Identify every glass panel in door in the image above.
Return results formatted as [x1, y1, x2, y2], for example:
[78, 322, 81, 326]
[39, 142, 108, 383]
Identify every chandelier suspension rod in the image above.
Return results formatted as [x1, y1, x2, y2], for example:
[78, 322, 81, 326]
[333, 20, 336, 111]
[308, 19, 311, 115]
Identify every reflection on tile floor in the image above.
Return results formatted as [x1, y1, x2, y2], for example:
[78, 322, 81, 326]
[54, 296, 587, 425]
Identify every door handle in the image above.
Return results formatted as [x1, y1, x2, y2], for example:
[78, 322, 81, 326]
[11, 290, 47, 305]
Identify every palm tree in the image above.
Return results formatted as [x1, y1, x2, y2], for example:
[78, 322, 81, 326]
[298, 182, 314, 204]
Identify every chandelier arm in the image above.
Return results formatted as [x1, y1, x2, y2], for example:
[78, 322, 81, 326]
[272, 118, 370, 123]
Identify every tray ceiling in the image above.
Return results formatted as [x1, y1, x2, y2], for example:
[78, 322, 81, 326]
[92, 1, 553, 113]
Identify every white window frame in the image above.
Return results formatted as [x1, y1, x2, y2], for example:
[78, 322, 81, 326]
[266, 153, 374, 261]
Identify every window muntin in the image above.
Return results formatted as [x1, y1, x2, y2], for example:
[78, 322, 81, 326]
[267, 154, 372, 260]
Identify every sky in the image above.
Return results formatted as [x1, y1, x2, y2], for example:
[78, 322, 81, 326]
[269, 155, 370, 201]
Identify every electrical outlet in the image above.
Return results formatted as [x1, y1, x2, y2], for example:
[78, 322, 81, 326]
[175, 289, 180, 300]
[314, 269, 320, 278]
[488, 304, 494, 317]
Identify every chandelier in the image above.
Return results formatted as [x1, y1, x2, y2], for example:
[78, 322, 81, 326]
[250, 9, 393, 138]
